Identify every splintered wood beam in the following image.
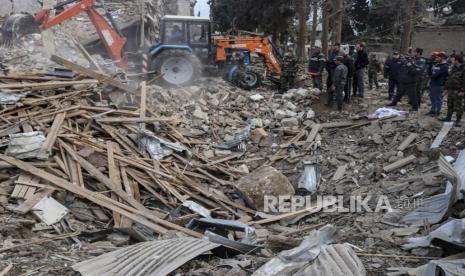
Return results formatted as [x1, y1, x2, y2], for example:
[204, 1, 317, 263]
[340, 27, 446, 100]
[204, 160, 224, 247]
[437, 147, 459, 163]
[107, 141, 123, 227]
[0, 80, 99, 90]
[51, 55, 135, 92]
[383, 155, 416, 172]
[0, 154, 202, 238]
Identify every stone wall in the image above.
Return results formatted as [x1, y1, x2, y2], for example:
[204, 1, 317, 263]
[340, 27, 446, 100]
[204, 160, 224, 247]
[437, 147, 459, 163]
[412, 25, 465, 54]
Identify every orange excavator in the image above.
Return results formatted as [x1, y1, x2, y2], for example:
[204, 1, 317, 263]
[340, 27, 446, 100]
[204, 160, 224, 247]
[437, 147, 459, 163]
[1, 2, 285, 88]
[1, 0, 127, 66]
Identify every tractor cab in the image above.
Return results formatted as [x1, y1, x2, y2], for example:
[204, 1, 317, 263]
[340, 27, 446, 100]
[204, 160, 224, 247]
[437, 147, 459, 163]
[154, 15, 212, 61]
[148, 15, 212, 87]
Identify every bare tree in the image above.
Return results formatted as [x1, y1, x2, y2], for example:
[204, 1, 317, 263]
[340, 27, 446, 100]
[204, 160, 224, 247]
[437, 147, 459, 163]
[310, 1, 318, 49]
[400, 0, 415, 54]
[322, 0, 330, 56]
[297, 0, 310, 61]
[333, 0, 343, 43]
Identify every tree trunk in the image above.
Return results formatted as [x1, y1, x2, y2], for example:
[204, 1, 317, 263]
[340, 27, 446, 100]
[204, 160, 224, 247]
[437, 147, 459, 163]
[333, 0, 343, 44]
[322, 1, 329, 57]
[400, 0, 415, 54]
[310, 1, 318, 49]
[297, 0, 309, 61]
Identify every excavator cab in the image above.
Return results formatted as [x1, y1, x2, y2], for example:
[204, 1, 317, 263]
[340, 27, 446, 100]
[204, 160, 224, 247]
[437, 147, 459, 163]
[149, 16, 212, 87]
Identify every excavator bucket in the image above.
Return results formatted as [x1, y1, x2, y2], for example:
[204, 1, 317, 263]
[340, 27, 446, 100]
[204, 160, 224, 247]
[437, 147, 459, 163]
[1, 13, 40, 47]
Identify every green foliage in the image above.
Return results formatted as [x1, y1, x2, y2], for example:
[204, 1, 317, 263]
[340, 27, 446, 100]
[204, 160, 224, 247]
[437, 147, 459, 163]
[347, 0, 369, 34]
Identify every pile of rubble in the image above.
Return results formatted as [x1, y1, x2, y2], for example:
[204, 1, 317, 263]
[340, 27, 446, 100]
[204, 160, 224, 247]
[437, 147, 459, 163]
[0, 50, 464, 275]
[0, 4, 465, 272]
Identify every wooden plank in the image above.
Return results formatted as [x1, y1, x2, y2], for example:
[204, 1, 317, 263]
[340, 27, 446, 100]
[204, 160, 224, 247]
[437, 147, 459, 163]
[321, 121, 357, 129]
[40, 112, 66, 155]
[107, 141, 123, 227]
[58, 139, 150, 213]
[0, 263, 13, 276]
[51, 55, 134, 92]
[205, 153, 243, 167]
[383, 155, 417, 172]
[96, 117, 180, 124]
[14, 188, 55, 214]
[332, 164, 348, 181]
[252, 200, 334, 225]
[0, 154, 202, 238]
[139, 81, 147, 130]
[431, 122, 453, 149]
[306, 123, 321, 143]
[18, 110, 33, 132]
[13, 174, 38, 199]
[0, 80, 98, 90]
[66, 150, 80, 186]
[397, 133, 418, 151]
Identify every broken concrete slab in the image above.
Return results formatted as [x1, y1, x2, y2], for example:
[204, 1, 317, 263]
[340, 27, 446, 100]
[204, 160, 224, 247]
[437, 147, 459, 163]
[6, 132, 48, 160]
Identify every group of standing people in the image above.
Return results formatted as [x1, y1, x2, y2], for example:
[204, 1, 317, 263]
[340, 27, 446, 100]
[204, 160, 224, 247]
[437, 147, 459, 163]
[385, 49, 465, 126]
[308, 42, 370, 111]
[308, 43, 465, 126]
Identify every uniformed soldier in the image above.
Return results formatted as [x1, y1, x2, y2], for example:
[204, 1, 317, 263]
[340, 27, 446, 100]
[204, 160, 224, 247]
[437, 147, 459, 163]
[232, 51, 247, 88]
[388, 56, 422, 111]
[413, 48, 427, 107]
[441, 55, 465, 126]
[368, 54, 381, 90]
[281, 50, 298, 92]
[308, 47, 326, 91]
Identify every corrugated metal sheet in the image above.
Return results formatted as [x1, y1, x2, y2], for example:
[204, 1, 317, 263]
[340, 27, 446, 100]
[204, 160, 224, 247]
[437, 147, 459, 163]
[402, 153, 465, 226]
[72, 237, 220, 276]
[295, 244, 366, 276]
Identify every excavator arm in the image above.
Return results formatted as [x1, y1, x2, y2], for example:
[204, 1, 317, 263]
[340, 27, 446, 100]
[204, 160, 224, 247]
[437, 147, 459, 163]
[2, 0, 127, 66]
[213, 36, 282, 75]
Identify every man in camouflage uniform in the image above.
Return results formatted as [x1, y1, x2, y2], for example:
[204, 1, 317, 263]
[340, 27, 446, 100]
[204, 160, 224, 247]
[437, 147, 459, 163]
[232, 51, 247, 87]
[413, 48, 427, 107]
[308, 47, 325, 91]
[368, 54, 381, 90]
[441, 55, 465, 127]
[280, 50, 298, 92]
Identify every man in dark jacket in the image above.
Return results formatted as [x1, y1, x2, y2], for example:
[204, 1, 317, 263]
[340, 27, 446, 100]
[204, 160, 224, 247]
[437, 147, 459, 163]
[326, 43, 343, 93]
[308, 47, 326, 91]
[388, 57, 422, 111]
[342, 52, 355, 103]
[354, 42, 369, 97]
[441, 55, 465, 126]
[327, 56, 348, 111]
[428, 52, 449, 116]
[384, 52, 402, 100]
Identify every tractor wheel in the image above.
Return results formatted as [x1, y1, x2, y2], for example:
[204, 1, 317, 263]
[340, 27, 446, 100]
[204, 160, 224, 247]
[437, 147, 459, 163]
[241, 70, 262, 90]
[151, 49, 202, 87]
